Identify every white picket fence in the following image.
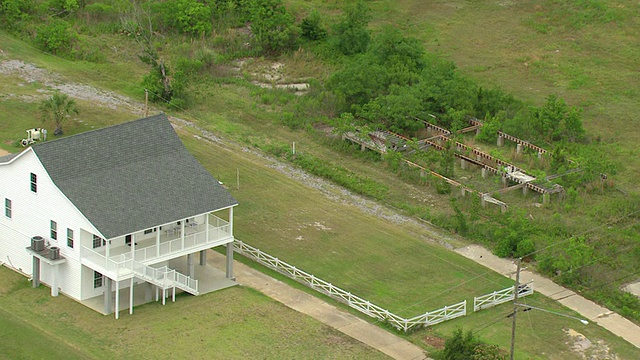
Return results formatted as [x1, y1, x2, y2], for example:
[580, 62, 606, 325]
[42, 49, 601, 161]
[234, 240, 467, 332]
[474, 282, 534, 312]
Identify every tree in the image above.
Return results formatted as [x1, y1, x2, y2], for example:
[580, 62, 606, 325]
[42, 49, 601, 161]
[250, 0, 299, 55]
[332, 0, 371, 55]
[531, 95, 585, 143]
[436, 328, 507, 360]
[301, 9, 327, 41]
[39, 91, 79, 136]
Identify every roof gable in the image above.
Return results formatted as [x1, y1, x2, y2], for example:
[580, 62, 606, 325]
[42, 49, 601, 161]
[31, 114, 237, 239]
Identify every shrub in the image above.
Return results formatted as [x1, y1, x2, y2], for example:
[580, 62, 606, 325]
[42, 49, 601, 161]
[332, 0, 371, 55]
[34, 19, 77, 55]
[301, 9, 327, 41]
[249, 0, 299, 56]
[0, 0, 34, 31]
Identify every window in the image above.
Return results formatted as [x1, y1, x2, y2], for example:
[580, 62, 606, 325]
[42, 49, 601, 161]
[30, 173, 37, 193]
[66, 228, 74, 248]
[92, 235, 104, 249]
[93, 271, 103, 288]
[4, 198, 11, 218]
[143, 228, 156, 235]
[50, 220, 57, 240]
[125, 234, 132, 246]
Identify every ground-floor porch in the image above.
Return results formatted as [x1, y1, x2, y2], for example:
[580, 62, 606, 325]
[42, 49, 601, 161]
[81, 250, 236, 317]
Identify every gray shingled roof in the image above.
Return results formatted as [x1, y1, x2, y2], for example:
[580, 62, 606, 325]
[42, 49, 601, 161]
[31, 114, 237, 239]
[0, 152, 18, 163]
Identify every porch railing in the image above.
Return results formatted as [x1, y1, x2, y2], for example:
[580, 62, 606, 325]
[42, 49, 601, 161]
[82, 246, 133, 277]
[125, 222, 229, 263]
[130, 262, 198, 295]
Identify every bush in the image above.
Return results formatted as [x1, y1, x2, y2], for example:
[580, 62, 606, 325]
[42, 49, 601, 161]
[0, 0, 34, 31]
[332, 0, 371, 55]
[249, 0, 299, 56]
[301, 9, 327, 41]
[34, 18, 77, 55]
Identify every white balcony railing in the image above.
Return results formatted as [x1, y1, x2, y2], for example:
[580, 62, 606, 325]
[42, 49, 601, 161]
[82, 219, 230, 270]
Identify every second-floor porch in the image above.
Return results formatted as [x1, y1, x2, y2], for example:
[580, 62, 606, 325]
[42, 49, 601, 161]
[80, 212, 233, 280]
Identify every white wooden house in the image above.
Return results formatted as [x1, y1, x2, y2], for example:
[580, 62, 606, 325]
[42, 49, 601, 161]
[0, 114, 238, 318]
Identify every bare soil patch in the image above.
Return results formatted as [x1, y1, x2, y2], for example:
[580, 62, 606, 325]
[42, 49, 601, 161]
[622, 281, 640, 299]
[564, 328, 619, 359]
[423, 334, 446, 349]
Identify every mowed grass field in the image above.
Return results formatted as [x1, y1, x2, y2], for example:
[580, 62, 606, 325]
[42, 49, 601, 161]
[0, 267, 388, 359]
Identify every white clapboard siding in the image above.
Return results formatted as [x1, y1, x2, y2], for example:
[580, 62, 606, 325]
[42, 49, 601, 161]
[0, 149, 100, 301]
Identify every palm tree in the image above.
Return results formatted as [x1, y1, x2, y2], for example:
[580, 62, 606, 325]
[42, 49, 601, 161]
[39, 91, 79, 136]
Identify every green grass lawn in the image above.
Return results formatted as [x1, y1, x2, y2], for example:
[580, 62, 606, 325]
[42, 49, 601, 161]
[0, 267, 388, 360]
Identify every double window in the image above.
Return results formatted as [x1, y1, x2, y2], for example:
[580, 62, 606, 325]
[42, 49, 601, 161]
[92, 235, 105, 249]
[4, 198, 11, 218]
[50, 220, 57, 240]
[67, 228, 74, 248]
[93, 271, 103, 288]
[30, 173, 37, 193]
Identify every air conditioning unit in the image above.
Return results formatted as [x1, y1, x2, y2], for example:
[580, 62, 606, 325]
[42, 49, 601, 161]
[49, 247, 60, 260]
[31, 236, 45, 251]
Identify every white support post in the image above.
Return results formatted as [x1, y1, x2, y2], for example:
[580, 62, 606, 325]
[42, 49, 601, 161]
[129, 277, 134, 315]
[229, 207, 234, 236]
[115, 280, 120, 319]
[51, 265, 59, 297]
[172, 286, 176, 302]
[205, 213, 210, 241]
[155, 286, 158, 302]
[156, 228, 160, 257]
[162, 289, 166, 305]
[131, 234, 135, 260]
[181, 220, 185, 250]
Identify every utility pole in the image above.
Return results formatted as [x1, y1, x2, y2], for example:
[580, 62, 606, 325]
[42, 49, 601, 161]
[510, 257, 522, 360]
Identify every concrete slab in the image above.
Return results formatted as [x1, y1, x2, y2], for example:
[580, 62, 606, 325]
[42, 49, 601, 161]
[81, 253, 236, 315]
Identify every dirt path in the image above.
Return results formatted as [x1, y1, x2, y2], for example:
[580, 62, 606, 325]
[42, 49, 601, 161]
[456, 245, 640, 348]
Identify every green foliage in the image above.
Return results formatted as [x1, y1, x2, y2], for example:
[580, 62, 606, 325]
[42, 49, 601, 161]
[332, 0, 370, 55]
[538, 236, 595, 286]
[531, 94, 585, 143]
[34, 18, 77, 55]
[290, 153, 388, 200]
[435, 328, 506, 360]
[327, 54, 388, 109]
[492, 210, 535, 258]
[300, 9, 326, 41]
[153, 0, 213, 36]
[475, 112, 504, 144]
[369, 27, 425, 86]
[39, 90, 79, 135]
[249, 0, 299, 56]
[47, 0, 80, 16]
[450, 197, 468, 235]
[0, 0, 34, 31]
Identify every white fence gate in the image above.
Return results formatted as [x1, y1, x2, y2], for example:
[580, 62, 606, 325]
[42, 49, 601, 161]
[474, 283, 534, 312]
